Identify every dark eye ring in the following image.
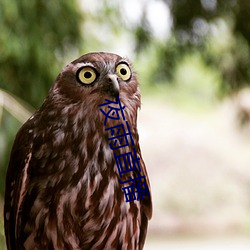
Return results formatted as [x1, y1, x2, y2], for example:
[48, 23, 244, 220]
[116, 63, 131, 81]
[76, 67, 97, 85]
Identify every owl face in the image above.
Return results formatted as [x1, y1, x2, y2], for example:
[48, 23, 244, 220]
[52, 52, 140, 105]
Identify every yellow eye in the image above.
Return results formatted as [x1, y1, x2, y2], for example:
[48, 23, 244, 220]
[116, 63, 131, 81]
[77, 67, 97, 85]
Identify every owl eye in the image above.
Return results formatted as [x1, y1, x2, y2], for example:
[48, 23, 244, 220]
[116, 63, 131, 81]
[77, 67, 97, 85]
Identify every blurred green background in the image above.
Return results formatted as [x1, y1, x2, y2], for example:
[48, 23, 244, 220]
[1, 0, 250, 249]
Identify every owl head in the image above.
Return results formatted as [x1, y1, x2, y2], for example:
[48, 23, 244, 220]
[51, 52, 141, 108]
[39, 52, 142, 131]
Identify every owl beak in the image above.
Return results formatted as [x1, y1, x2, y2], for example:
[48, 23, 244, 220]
[107, 74, 119, 97]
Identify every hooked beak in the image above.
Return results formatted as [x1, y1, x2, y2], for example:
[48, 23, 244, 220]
[107, 74, 119, 97]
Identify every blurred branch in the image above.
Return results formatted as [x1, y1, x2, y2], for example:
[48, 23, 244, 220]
[0, 89, 33, 124]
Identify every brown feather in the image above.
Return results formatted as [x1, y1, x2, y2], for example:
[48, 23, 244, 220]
[4, 52, 152, 250]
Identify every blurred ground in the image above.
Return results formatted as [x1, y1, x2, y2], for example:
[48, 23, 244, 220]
[138, 98, 250, 248]
[144, 237, 250, 250]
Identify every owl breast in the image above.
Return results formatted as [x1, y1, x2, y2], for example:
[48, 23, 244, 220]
[20, 111, 141, 249]
[4, 52, 151, 250]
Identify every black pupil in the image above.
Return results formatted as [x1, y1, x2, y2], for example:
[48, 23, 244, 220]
[120, 68, 127, 75]
[84, 71, 92, 79]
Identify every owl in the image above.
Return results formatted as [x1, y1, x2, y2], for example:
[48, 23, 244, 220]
[4, 52, 152, 249]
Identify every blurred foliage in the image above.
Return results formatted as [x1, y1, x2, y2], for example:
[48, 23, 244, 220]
[0, 199, 5, 250]
[140, 0, 250, 95]
[0, 0, 82, 108]
[0, 110, 22, 196]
